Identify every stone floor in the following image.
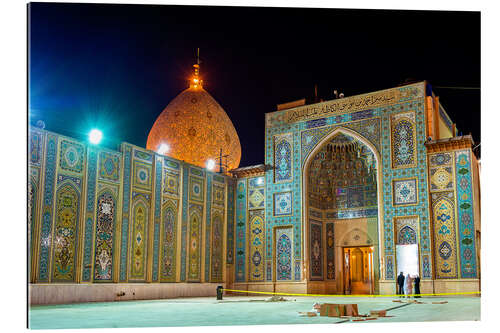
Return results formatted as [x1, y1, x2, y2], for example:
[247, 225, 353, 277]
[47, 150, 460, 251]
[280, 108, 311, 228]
[28, 295, 481, 329]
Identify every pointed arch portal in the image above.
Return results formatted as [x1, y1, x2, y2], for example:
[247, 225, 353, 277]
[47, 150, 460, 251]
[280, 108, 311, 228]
[302, 127, 384, 295]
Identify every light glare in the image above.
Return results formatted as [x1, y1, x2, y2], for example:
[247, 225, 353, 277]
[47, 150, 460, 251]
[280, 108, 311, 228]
[206, 159, 216, 171]
[89, 129, 102, 144]
[157, 143, 170, 155]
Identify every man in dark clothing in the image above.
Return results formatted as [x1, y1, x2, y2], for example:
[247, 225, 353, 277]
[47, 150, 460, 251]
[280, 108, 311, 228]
[397, 272, 405, 297]
[414, 275, 421, 298]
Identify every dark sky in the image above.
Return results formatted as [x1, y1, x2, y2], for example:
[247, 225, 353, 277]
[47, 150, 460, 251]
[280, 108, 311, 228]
[28, 3, 480, 166]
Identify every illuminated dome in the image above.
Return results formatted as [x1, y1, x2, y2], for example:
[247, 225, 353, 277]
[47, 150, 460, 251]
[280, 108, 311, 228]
[147, 64, 241, 170]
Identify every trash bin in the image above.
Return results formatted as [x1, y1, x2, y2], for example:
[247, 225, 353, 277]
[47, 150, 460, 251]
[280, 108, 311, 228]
[216, 286, 223, 300]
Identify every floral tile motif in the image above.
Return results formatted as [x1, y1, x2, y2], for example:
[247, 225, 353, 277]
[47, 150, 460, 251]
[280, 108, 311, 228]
[392, 178, 417, 205]
[59, 139, 85, 173]
[309, 220, 323, 280]
[98, 152, 120, 182]
[430, 167, 453, 192]
[422, 254, 432, 278]
[325, 223, 335, 280]
[274, 134, 293, 182]
[188, 176, 204, 202]
[391, 111, 417, 169]
[275, 226, 293, 281]
[431, 191, 458, 279]
[160, 199, 178, 282]
[294, 260, 301, 281]
[455, 150, 477, 278]
[52, 181, 81, 282]
[205, 173, 213, 280]
[300, 118, 381, 166]
[394, 216, 418, 245]
[249, 188, 265, 209]
[132, 160, 152, 190]
[94, 191, 116, 281]
[163, 170, 179, 196]
[129, 195, 150, 281]
[248, 209, 265, 281]
[179, 165, 189, 281]
[300, 127, 334, 164]
[235, 179, 247, 282]
[210, 208, 224, 282]
[429, 152, 452, 167]
[187, 204, 203, 282]
[274, 191, 292, 216]
[226, 180, 235, 264]
[386, 255, 395, 279]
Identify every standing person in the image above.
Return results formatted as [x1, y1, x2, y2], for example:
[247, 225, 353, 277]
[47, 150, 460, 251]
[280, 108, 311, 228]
[397, 272, 405, 297]
[414, 275, 421, 298]
[404, 273, 413, 298]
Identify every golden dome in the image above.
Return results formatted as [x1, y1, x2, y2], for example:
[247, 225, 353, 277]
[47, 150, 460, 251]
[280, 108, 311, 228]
[147, 69, 241, 171]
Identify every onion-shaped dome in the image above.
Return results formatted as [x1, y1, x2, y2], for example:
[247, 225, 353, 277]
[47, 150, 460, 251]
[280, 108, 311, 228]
[147, 64, 241, 170]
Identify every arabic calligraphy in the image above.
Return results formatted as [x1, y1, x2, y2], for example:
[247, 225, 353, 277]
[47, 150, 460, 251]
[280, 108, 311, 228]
[286, 90, 397, 123]
[275, 83, 424, 124]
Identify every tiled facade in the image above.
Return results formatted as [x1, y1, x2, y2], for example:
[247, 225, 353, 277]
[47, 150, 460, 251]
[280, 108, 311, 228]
[28, 129, 232, 285]
[28, 81, 480, 297]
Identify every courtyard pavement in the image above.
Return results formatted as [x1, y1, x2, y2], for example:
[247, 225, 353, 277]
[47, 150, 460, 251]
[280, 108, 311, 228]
[29, 295, 480, 329]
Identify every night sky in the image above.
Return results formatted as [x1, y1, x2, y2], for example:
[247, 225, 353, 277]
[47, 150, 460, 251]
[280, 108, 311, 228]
[28, 3, 480, 166]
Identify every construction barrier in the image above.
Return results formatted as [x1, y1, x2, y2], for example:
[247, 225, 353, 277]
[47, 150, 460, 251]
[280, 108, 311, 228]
[222, 288, 481, 298]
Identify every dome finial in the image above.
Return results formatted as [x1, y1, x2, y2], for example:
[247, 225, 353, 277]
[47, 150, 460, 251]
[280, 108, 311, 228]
[190, 48, 203, 88]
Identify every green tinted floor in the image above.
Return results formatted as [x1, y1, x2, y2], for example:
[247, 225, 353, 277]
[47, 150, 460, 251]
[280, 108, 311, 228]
[29, 295, 480, 329]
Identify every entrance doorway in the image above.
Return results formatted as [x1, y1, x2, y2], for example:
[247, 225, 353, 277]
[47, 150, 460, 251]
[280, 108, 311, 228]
[343, 246, 374, 295]
[395, 244, 419, 277]
[302, 128, 383, 294]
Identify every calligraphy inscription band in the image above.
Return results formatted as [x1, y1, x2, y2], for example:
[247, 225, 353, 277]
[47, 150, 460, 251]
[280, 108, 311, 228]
[277, 84, 423, 124]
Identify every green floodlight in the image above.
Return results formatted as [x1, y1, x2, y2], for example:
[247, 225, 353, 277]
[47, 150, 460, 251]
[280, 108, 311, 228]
[89, 129, 103, 144]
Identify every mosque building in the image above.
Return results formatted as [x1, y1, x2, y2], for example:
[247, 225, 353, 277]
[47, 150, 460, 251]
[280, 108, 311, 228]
[28, 63, 480, 304]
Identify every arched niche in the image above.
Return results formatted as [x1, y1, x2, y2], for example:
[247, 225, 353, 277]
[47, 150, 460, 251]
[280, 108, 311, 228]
[340, 227, 374, 248]
[301, 126, 384, 291]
